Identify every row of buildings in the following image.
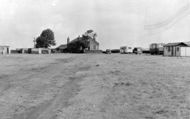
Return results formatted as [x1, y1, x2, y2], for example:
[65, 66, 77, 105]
[149, 42, 190, 57]
[119, 41, 190, 57]
[0, 37, 99, 55]
[0, 30, 100, 55]
[1, 32, 190, 57]
[0, 46, 51, 55]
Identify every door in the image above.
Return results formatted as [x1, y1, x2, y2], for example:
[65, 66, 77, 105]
[7, 48, 9, 54]
[171, 46, 176, 56]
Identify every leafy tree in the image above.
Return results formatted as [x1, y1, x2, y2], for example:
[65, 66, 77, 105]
[86, 29, 94, 33]
[67, 37, 89, 53]
[84, 29, 97, 40]
[35, 29, 56, 48]
[66, 29, 98, 53]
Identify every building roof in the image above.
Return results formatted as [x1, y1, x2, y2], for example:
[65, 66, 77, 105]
[164, 42, 190, 47]
[0, 45, 9, 47]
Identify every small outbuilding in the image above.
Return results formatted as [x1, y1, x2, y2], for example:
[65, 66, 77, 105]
[0, 46, 10, 55]
[164, 42, 190, 57]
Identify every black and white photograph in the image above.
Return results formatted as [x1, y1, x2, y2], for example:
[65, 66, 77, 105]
[1, 0, 190, 119]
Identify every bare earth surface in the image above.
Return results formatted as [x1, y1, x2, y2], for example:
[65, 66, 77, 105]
[1, 54, 190, 119]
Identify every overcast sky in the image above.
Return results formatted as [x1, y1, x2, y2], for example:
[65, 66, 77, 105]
[0, 0, 190, 49]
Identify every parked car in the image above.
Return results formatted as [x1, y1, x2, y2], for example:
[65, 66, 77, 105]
[105, 49, 111, 54]
[133, 47, 143, 54]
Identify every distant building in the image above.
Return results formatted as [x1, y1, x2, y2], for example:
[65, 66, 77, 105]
[82, 30, 99, 51]
[31, 48, 51, 54]
[164, 42, 190, 57]
[150, 43, 165, 55]
[11, 48, 51, 54]
[19, 48, 30, 54]
[56, 33, 99, 53]
[88, 38, 99, 51]
[0, 46, 10, 55]
[120, 46, 133, 54]
[56, 44, 68, 53]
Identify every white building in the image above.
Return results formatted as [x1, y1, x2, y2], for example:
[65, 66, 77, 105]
[31, 48, 51, 54]
[164, 42, 190, 57]
[120, 46, 133, 54]
[0, 46, 10, 55]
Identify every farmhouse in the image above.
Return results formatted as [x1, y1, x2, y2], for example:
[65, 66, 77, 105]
[88, 38, 99, 51]
[67, 37, 99, 53]
[164, 42, 190, 57]
[0, 46, 10, 54]
[57, 31, 100, 53]
[83, 30, 99, 51]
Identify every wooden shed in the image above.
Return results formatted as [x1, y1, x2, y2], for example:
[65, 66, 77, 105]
[164, 42, 190, 57]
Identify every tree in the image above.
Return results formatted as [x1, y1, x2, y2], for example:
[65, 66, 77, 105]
[67, 36, 89, 53]
[35, 29, 56, 48]
[83, 29, 97, 40]
[67, 29, 98, 53]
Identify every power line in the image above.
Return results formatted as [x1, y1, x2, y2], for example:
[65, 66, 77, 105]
[144, 0, 190, 32]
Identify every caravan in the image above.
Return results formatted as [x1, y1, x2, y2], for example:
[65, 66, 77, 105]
[120, 46, 133, 54]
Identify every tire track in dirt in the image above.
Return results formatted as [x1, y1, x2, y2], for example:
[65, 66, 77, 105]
[35, 77, 81, 119]
[13, 79, 79, 119]
[12, 58, 90, 119]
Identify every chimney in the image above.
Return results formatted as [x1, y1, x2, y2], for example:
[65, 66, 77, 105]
[67, 37, 70, 44]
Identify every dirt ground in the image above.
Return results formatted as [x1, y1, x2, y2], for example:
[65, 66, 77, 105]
[1, 54, 190, 119]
